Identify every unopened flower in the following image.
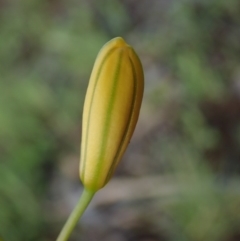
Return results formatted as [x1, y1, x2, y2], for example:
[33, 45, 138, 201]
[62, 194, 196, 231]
[80, 37, 144, 191]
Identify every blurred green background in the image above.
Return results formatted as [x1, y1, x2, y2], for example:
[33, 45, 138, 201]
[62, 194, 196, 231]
[1, 0, 240, 240]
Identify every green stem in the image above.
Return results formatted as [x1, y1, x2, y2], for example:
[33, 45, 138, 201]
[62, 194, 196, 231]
[56, 188, 95, 241]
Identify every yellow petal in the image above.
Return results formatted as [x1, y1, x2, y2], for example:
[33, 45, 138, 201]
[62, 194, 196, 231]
[80, 37, 144, 191]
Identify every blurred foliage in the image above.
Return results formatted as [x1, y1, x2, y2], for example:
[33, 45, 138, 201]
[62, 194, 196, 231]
[1, 0, 240, 241]
[0, 0, 106, 240]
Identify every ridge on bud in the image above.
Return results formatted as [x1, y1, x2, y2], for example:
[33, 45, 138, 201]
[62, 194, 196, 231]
[80, 37, 144, 191]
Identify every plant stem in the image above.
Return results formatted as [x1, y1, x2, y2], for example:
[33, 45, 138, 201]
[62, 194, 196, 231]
[56, 188, 95, 241]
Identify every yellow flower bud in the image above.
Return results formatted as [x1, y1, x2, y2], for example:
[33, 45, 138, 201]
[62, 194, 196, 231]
[80, 37, 144, 191]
